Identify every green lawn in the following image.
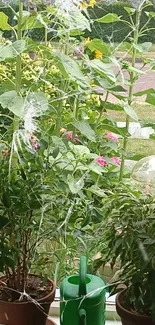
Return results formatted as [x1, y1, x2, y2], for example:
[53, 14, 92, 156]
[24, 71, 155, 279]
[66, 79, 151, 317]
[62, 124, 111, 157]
[116, 43, 155, 58]
[106, 102, 155, 159]
[127, 139, 155, 159]
[106, 102, 155, 123]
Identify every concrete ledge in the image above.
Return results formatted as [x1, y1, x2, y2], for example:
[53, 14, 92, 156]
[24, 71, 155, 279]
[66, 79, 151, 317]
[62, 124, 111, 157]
[49, 297, 120, 321]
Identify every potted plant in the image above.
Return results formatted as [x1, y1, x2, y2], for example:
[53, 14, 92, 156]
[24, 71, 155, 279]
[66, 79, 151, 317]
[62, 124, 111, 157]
[0, 117, 56, 325]
[0, 0, 58, 324]
[96, 184, 155, 325]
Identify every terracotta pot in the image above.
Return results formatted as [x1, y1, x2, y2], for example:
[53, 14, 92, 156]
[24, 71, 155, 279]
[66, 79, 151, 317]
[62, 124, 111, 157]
[0, 274, 55, 325]
[116, 290, 155, 325]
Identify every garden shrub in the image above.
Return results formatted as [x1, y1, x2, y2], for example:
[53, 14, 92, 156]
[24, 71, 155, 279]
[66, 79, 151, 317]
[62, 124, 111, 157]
[1, 1, 155, 42]
[86, 1, 155, 43]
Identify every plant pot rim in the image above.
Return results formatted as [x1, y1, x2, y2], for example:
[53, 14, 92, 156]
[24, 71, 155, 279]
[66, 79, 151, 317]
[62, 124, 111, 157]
[0, 273, 55, 305]
[116, 289, 152, 320]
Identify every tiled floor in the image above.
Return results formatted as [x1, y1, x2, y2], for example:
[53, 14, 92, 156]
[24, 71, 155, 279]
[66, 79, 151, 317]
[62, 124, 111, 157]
[49, 316, 121, 324]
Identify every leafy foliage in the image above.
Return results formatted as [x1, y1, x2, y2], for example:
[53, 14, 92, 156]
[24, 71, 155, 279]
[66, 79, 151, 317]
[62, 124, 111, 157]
[96, 186, 155, 319]
[0, 0, 155, 304]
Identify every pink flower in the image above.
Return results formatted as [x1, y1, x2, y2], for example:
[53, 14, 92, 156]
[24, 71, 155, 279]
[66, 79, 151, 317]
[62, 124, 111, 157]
[66, 132, 80, 143]
[66, 133, 73, 140]
[28, 132, 39, 150]
[31, 135, 38, 144]
[111, 156, 121, 166]
[2, 149, 9, 157]
[95, 156, 108, 166]
[32, 143, 39, 150]
[105, 132, 118, 142]
[75, 138, 80, 143]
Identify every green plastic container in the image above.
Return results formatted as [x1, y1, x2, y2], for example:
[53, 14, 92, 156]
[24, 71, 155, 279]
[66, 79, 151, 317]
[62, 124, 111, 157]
[60, 256, 106, 325]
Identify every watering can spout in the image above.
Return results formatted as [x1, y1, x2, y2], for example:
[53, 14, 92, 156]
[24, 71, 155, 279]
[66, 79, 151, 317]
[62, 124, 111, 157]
[79, 256, 87, 297]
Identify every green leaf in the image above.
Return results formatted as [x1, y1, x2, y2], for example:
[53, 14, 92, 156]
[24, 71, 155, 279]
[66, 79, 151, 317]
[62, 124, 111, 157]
[0, 41, 26, 61]
[110, 86, 127, 93]
[128, 66, 145, 75]
[53, 53, 90, 89]
[95, 77, 114, 90]
[90, 163, 107, 175]
[70, 29, 84, 36]
[0, 12, 12, 30]
[89, 59, 116, 84]
[95, 13, 120, 23]
[73, 120, 96, 141]
[0, 91, 24, 117]
[2, 193, 11, 208]
[145, 11, 155, 18]
[134, 42, 152, 53]
[123, 104, 139, 121]
[0, 216, 9, 229]
[87, 186, 106, 197]
[0, 44, 13, 61]
[67, 175, 84, 194]
[100, 124, 127, 137]
[26, 92, 48, 113]
[69, 143, 90, 155]
[124, 7, 136, 15]
[69, 8, 91, 32]
[87, 39, 111, 56]
[12, 40, 26, 55]
[103, 102, 123, 111]
[52, 147, 59, 158]
[51, 136, 67, 153]
[146, 92, 155, 106]
[149, 134, 155, 140]
[15, 14, 51, 31]
[29, 199, 42, 209]
[134, 88, 154, 97]
[123, 42, 132, 52]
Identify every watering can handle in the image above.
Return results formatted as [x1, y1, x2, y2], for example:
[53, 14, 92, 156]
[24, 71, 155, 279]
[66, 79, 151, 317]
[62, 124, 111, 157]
[79, 256, 87, 296]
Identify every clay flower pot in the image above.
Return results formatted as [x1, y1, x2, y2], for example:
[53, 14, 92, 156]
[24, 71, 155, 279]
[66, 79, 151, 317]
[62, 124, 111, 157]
[116, 290, 154, 325]
[0, 275, 55, 325]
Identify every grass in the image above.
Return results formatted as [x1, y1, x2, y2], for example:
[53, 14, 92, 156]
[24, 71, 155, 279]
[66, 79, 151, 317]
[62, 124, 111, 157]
[116, 43, 155, 59]
[106, 102, 155, 159]
[127, 139, 155, 159]
[106, 102, 155, 123]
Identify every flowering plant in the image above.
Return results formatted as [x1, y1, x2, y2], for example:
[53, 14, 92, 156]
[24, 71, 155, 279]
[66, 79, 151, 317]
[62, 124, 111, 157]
[0, 0, 124, 297]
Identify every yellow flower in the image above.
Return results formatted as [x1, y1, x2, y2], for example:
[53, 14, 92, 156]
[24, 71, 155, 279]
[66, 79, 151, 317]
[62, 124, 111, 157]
[79, 1, 88, 9]
[60, 128, 67, 134]
[95, 50, 102, 59]
[89, 0, 96, 8]
[83, 37, 92, 46]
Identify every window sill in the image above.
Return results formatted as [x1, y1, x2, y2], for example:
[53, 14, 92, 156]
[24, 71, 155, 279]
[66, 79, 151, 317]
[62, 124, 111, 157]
[49, 291, 120, 321]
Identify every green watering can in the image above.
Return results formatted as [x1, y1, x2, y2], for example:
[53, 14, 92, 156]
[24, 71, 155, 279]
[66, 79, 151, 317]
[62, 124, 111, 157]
[60, 256, 106, 325]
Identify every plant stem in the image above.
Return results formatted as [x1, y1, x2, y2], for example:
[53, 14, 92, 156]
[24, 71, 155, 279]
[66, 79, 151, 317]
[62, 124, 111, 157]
[72, 96, 79, 141]
[94, 91, 109, 130]
[12, 1, 23, 171]
[55, 32, 70, 135]
[16, 1, 23, 95]
[119, 10, 141, 181]
[43, 26, 48, 92]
